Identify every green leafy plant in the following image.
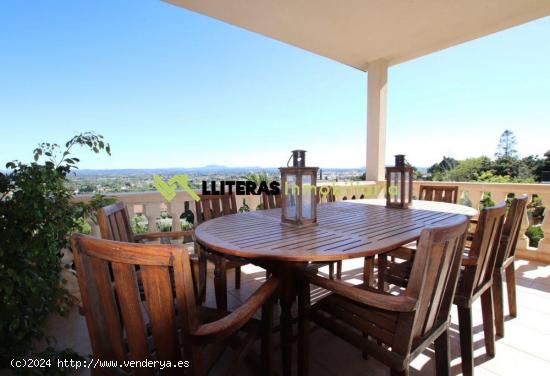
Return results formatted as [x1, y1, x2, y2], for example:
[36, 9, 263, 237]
[241, 171, 272, 185]
[156, 211, 173, 232]
[527, 195, 545, 225]
[479, 192, 495, 209]
[525, 225, 544, 248]
[180, 218, 193, 231]
[0, 132, 110, 367]
[131, 213, 149, 234]
[239, 199, 250, 213]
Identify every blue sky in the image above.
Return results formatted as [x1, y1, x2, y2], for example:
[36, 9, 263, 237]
[0, 0, 548, 169]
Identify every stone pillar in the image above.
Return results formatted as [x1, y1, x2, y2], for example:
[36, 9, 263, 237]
[366, 59, 388, 182]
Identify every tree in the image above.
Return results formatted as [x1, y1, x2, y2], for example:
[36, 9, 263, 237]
[495, 130, 517, 158]
[492, 156, 520, 178]
[428, 156, 458, 178]
[241, 171, 272, 185]
[441, 157, 492, 182]
[1, 132, 110, 365]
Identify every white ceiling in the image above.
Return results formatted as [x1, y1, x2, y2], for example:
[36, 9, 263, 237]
[165, 0, 550, 71]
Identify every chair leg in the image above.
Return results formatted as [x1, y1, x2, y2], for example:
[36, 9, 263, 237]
[505, 262, 517, 317]
[328, 262, 334, 279]
[457, 305, 474, 376]
[361, 332, 368, 359]
[262, 296, 274, 376]
[434, 329, 450, 376]
[493, 269, 505, 338]
[235, 265, 241, 289]
[197, 246, 207, 303]
[213, 255, 228, 310]
[336, 260, 342, 279]
[391, 368, 409, 376]
[481, 288, 496, 357]
[190, 345, 206, 376]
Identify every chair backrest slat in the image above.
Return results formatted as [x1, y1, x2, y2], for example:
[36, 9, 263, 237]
[403, 216, 468, 344]
[98, 202, 135, 242]
[262, 193, 282, 209]
[72, 234, 197, 369]
[316, 186, 335, 204]
[419, 185, 459, 204]
[75, 247, 127, 362]
[467, 202, 506, 293]
[140, 265, 180, 363]
[195, 194, 237, 224]
[496, 195, 528, 266]
[110, 262, 150, 366]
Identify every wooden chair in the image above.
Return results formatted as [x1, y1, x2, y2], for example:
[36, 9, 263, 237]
[316, 185, 335, 204]
[195, 194, 247, 310]
[453, 202, 506, 376]
[97, 202, 204, 301]
[419, 185, 459, 204]
[261, 191, 282, 210]
[492, 195, 528, 338]
[261, 189, 343, 280]
[316, 186, 342, 279]
[382, 184, 460, 273]
[298, 215, 469, 376]
[71, 234, 279, 376]
[378, 202, 507, 375]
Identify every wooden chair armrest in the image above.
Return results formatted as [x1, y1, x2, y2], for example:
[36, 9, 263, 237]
[134, 230, 194, 242]
[303, 273, 417, 312]
[192, 277, 280, 343]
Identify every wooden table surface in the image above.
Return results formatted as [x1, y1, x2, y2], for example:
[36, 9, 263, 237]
[195, 199, 477, 375]
[195, 199, 477, 263]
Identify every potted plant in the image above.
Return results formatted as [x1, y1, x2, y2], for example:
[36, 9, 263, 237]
[0, 132, 110, 368]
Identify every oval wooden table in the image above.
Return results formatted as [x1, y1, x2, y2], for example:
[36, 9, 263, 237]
[195, 199, 477, 375]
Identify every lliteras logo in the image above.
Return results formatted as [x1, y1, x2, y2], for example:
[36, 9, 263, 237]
[153, 174, 200, 202]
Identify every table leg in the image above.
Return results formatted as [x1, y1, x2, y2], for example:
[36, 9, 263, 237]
[279, 267, 295, 376]
[298, 277, 310, 376]
[213, 254, 227, 310]
[363, 256, 375, 287]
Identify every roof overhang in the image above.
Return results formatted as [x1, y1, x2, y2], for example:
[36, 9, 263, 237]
[164, 0, 550, 71]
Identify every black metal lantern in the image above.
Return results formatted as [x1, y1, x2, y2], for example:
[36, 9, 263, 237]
[279, 150, 319, 227]
[386, 154, 413, 209]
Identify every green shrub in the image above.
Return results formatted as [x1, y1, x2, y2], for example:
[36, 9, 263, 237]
[131, 213, 149, 234]
[180, 218, 193, 231]
[239, 199, 251, 213]
[525, 225, 544, 247]
[0, 133, 110, 367]
[156, 211, 172, 232]
[479, 192, 495, 209]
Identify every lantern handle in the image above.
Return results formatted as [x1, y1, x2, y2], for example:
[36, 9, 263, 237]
[287, 153, 293, 167]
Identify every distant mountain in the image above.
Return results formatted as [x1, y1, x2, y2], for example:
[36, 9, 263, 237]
[69, 166, 364, 176]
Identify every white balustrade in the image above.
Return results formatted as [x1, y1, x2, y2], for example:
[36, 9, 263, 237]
[72, 180, 550, 263]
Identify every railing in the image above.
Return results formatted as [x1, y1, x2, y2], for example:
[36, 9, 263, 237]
[71, 190, 263, 237]
[319, 180, 550, 263]
[72, 180, 549, 263]
[410, 181, 550, 263]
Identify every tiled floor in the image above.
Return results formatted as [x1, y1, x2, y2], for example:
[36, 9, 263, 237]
[40, 259, 550, 375]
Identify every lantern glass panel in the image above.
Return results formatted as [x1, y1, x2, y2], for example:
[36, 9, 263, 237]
[285, 174, 297, 219]
[391, 171, 401, 203]
[404, 170, 410, 202]
[301, 174, 313, 219]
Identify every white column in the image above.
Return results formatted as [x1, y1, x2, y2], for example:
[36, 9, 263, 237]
[366, 59, 388, 182]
